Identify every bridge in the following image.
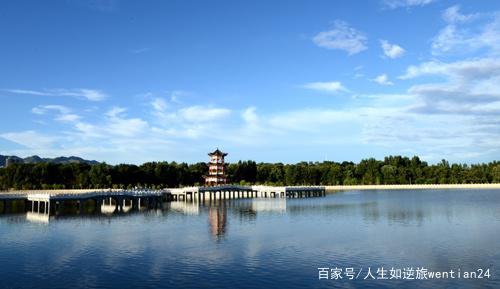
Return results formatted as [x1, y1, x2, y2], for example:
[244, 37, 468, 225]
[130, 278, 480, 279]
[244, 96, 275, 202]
[0, 185, 326, 215]
[167, 185, 326, 201]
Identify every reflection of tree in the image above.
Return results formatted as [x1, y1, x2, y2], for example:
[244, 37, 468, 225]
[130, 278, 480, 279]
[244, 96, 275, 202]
[209, 205, 227, 239]
[237, 207, 257, 223]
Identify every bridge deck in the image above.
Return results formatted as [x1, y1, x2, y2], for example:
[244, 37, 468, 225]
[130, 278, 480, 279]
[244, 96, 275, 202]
[0, 185, 325, 204]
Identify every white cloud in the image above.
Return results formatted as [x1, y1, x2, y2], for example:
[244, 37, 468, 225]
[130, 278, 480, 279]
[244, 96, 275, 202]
[380, 40, 405, 59]
[179, 106, 231, 122]
[169, 90, 190, 103]
[105, 106, 127, 118]
[432, 7, 500, 55]
[5, 89, 51, 96]
[400, 58, 500, 80]
[242, 107, 258, 126]
[383, 0, 435, 9]
[443, 5, 479, 23]
[302, 81, 347, 93]
[3, 89, 500, 163]
[4, 54, 500, 165]
[5, 88, 108, 101]
[269, 109, 356, 132]
[31, 105, 80, 122]
[74, 107, 149, 139]
[31, 105, 70, 115]
[56, 89, 108, 101]
[312, 21, 367, 55]
[0, 131, 57, 149]
[151, 98, 168, 112]
[55, 114, 81, 122]
[371, 74, 394, 86]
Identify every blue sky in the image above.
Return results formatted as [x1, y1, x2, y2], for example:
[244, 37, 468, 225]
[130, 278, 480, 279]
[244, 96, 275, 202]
[1, 0, 500, 164]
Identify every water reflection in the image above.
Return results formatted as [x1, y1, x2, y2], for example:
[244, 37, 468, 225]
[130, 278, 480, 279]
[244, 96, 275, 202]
[209, 205, 227, 239]
[0, 190, 499, 289]
[0, 190, 493, 232]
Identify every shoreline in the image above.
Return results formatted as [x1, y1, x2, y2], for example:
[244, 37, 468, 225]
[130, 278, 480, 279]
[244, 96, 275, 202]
[325, 183, 500, 191]
[2, 183, 500, 195]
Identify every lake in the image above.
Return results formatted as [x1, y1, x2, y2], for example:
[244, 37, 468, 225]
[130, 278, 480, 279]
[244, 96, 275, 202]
[0, 189, 498, 289]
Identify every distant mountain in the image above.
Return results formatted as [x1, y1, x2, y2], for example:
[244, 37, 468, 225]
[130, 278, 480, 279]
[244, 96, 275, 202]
[0, 155, 99, 167]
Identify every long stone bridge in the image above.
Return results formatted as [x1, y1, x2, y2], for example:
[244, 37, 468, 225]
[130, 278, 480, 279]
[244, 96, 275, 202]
[0, 185, 326, 215]
[167, 185, 326, 201]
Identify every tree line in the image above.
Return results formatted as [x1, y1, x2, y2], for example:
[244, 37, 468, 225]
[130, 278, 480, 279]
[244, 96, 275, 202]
[1, 155, 500, 190]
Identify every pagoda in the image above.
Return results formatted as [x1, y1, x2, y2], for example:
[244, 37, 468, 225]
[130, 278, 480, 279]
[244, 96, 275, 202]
[204, 148, 227, 186]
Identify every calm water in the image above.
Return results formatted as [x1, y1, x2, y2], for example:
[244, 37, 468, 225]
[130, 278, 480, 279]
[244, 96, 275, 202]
[0, 189, 499, 289]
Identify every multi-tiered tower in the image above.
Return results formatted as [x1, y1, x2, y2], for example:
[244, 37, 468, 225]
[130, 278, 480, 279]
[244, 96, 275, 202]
[204, 148, 227, 186]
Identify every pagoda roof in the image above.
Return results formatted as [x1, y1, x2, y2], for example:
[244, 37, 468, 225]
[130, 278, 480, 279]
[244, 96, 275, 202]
[208, 148, 227, 156]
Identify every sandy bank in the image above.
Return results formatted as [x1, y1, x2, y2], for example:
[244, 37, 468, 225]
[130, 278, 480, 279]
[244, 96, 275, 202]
[325, 183, 500, 191]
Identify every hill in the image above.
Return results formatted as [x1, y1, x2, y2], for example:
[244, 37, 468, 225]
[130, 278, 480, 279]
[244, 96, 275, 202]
[0, 155, 99, 167]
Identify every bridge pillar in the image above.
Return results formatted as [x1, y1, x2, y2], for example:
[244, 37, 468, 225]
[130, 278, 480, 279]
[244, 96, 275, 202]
[113, 198, 119, 213]
[78, 199, 83, 213]
[94, 198, 102, 213]
[4, 200, 11, 214]
[132, 198, 138, 210]
[119, 197, 125, 212]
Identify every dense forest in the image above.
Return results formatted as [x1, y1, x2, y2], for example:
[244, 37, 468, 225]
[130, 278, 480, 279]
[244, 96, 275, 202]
[1, 156, 500, 190]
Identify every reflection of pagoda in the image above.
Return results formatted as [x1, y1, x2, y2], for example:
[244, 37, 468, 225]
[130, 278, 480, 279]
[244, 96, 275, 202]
[209, 206, 227, 238]
[203, 148, 227, 186]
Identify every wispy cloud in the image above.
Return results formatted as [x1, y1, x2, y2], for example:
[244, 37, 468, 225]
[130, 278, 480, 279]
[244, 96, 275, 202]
[432, 6, 500, 55]
[151, 97, 168, 112]
[32, 105, 70, 115]
[302, 81, 348, 93]
[0, 131, 58, 150]
[382, 0, 435, 9]
[31, 105, 81, 122]
[130, 47, 151, 54]
[5, 88, 108, 101]
[380, 40, 405, 59]
[400, 57, 500, 115]
[443, 5, 479, 23]
[312, 21, 367, 55]
[179, 106, 231, 123]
